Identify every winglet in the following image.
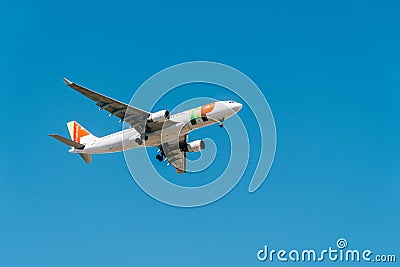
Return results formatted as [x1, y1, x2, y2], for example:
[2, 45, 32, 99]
[63, 78, 73, 85]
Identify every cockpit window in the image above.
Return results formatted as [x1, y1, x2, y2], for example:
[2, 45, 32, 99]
[228, 101, 234, 103]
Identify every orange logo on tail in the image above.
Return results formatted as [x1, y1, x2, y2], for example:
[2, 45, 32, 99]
[74, 122, 90, 143]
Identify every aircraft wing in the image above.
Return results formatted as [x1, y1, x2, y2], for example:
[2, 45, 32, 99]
[160, 134, 187, 174]
[63, 78, 174, 133]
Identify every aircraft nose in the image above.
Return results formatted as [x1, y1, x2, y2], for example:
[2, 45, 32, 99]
[233, 102, 242, 112]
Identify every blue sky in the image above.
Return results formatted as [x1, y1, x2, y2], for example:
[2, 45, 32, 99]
[1, 1, 399, 266]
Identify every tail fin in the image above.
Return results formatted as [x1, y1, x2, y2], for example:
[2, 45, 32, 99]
[51, 121, 96, 165]
[67, 121, 97, 144]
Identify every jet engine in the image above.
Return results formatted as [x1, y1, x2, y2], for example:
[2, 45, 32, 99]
[148, 110, 170, 122]
[186, 140, 205, 152]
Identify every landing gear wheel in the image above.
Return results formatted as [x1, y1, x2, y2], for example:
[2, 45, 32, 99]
[218, 118, 224, 127]
[155, 154, 163, 162]
[135, 138, 143, 145]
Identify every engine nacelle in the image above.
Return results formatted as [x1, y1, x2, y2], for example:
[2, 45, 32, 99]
[148, 110, 170, 123]
[186, 140, 205, 152]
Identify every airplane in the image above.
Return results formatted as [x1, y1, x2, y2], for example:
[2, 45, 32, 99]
[50, 78, 242, 173]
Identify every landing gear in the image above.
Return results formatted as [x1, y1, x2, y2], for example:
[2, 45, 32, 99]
[218, 118, 224, 128]
[135, 133, 148, 145]
[156, 148, 166, 162]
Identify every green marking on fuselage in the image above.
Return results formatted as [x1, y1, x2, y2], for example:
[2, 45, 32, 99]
[190, 107, 201, 125]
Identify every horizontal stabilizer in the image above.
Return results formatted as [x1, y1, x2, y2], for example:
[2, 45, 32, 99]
[79, 153, 92, 164]
[49, 134, 85, 149]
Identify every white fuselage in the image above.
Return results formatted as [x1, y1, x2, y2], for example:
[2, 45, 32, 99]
[69, 101, 242, 155]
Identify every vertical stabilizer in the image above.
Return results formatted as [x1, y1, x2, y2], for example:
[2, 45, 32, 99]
[66, 121, 97, 144]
